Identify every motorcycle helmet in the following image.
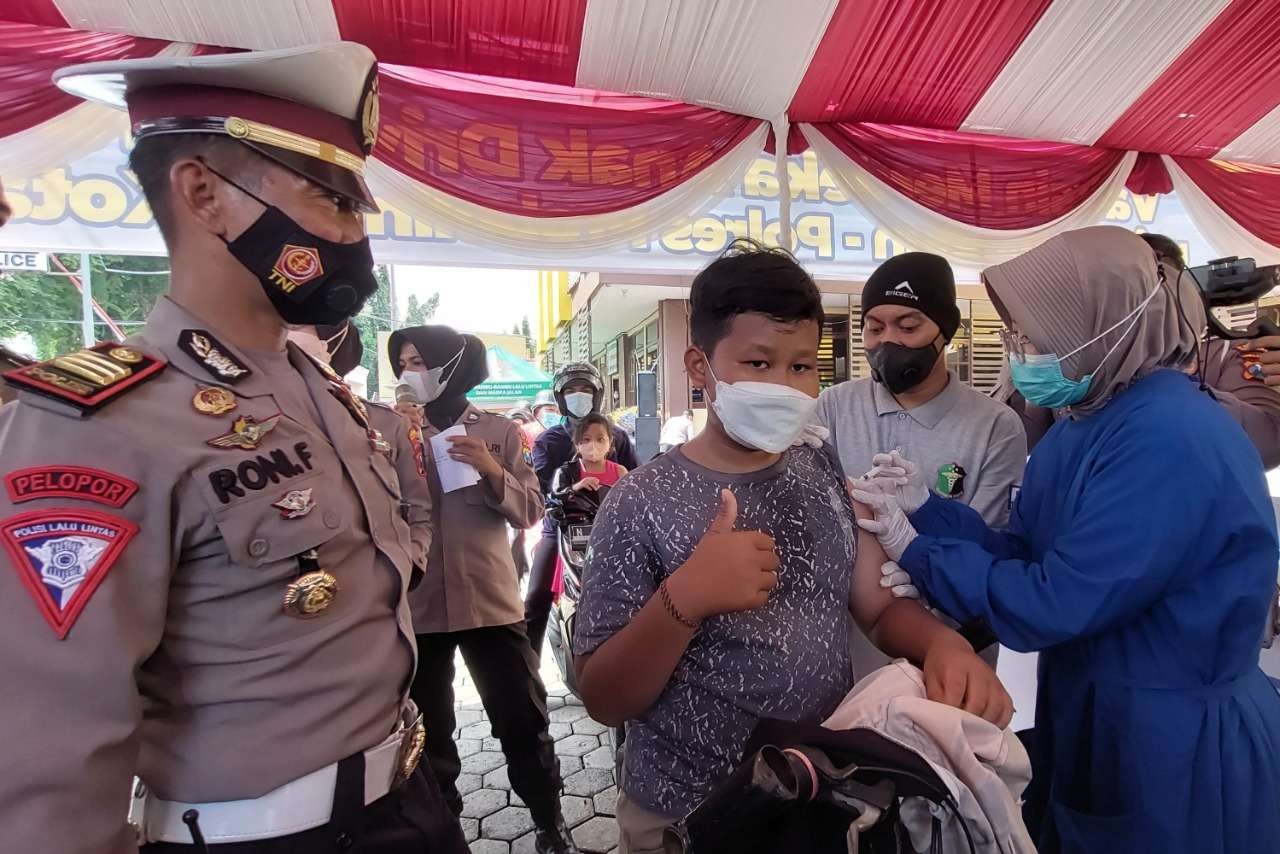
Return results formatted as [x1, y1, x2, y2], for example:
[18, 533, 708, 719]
[506, 406, 534, 424]
[532, 388, 557, 412]
[552, 362, 604, 419]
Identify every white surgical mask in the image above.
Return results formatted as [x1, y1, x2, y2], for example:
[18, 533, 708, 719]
[564, 392, 595, 418]
[403, 345, 464, 404]
[705, 362, 818, 453]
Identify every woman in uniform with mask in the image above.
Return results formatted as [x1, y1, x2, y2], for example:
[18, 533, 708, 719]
[390, 325, 582, 854]
[854, 226, 1280, 854]
[525, 363, 640, 659]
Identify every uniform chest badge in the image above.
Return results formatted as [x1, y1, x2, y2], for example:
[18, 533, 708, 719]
[179, 329, 251, 383]
[935, 463, 967, 498]
[207, 414, 282, 450]
[193, 385, 237, 416]
[272, 488, 316, 519]
[1, 509, 138, 639]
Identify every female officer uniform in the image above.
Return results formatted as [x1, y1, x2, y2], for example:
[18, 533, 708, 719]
[389, 327, 579, 854]
[857, 227, 1280, 854]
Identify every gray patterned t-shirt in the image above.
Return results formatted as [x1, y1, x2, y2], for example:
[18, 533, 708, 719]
[573, 445, 858, 817]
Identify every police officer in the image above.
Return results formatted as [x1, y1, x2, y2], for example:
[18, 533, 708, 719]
[526, 363, 639, 658]
[0, 44, 466, 854]
[389, 326, 580, 854]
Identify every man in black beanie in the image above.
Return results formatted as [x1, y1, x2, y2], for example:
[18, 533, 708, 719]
[815, 252, 1027, 680]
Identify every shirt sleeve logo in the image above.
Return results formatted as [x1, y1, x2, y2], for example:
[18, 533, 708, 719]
[1, 509, 138, 639]
[5, 466, 139, 508]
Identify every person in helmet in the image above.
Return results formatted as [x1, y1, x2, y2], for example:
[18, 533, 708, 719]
[526, 363, 639, 657]
[532, 388, 561, 431]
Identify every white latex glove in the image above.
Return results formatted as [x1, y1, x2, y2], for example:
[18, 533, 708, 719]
[868, 449, 930, 514]
[793, 422, 830, 449]
[879, 560, 919, 599]
[850, 481, 919, 562]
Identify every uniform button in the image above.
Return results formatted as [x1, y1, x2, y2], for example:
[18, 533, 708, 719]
[897, 412, 908, 421]
[323, 510, 341, 529]
[248, 539, 269, 558]
[336, 832, 353, 850]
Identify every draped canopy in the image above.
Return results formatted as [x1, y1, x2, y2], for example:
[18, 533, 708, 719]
[4, 0, 1280, 262]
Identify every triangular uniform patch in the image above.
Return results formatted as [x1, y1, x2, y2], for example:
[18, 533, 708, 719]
[1, 509, 138, 639]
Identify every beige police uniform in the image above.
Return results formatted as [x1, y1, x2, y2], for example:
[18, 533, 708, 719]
[410, 404, 543, 632]
[0, 298, 419, 854]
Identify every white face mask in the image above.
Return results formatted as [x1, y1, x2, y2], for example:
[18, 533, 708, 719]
[705, 361, 818, 453]
[564, 391, 595, 418]
[402, 345, 464, 404]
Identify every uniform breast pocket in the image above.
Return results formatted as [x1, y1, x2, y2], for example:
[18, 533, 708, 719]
[205, 471, 352, 647]
[369, 452, 403, 501]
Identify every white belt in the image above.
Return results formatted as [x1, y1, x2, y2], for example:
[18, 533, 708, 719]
[130, 707, 426, 845]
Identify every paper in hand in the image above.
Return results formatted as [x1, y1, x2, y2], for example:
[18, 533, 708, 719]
[429, 424, 481, 493]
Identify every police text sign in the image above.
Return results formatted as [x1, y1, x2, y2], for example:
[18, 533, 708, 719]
[0, 251, 48, 272]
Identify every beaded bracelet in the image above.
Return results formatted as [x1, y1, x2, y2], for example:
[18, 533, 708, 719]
[659, 578, 699, 629]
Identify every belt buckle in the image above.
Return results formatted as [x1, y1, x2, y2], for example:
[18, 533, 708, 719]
[393, 714, 426, 788]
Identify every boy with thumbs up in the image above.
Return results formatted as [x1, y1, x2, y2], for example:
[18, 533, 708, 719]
[573, 242, 1012, 852]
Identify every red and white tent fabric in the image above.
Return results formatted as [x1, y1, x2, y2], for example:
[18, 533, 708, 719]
[3, 0, 1280, 261]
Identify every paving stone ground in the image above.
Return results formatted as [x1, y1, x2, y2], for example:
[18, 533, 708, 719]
[451, 643, 620, 854]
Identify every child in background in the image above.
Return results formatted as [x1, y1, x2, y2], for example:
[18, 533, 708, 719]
[556, 413, 629, 497]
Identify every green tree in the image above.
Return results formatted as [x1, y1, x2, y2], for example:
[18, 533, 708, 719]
[521, 315, 534, 360]
[0, 253, 169, 359]
[403, 292, 439, 327]
[352, 265, 395, 394]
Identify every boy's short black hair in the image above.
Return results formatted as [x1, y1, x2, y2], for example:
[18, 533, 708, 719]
[573, 412, 614, 444]
[689, 239, 823, 354]
[1141, 233, 1185, 266]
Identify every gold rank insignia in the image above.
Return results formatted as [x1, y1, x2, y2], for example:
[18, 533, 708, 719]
[358, 66, 380, 154]
[1, 342, 166, 413]
[193, 385, 238, 416]
[206, 413, 281, 450]
[283, 570, 339, 617]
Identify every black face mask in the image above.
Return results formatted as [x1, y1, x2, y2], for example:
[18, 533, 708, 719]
[867, 340, 941, 395]
[211, 166, 378, 326]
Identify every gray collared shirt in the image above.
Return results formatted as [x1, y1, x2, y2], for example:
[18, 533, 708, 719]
[818, 373, 1027, 677]
[817, 373, 1027, 528]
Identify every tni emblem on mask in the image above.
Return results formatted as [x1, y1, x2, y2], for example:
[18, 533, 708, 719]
[935, 463, 966, 498]
[270, 245, 324, 293]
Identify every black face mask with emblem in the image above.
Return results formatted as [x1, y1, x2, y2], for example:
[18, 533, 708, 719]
[210, 165, 378, 326]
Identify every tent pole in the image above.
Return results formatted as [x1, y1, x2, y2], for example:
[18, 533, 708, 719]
[772, 116, 792, 250]
[80, 252, 94, 346]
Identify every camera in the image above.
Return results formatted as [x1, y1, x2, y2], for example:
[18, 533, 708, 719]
[1188, 256, 1280, 340]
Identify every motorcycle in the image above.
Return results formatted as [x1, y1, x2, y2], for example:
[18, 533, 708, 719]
[543, 481, 626, 775]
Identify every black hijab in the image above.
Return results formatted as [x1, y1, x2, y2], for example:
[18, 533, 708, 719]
[389, 325, 488, 429]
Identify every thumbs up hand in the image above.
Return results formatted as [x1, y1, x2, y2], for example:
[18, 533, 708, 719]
[665, 489, 781, 623]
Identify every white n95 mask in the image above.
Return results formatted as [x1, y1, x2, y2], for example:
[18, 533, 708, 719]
[706, 363, 818, 453]
[402, 345, 463, 404]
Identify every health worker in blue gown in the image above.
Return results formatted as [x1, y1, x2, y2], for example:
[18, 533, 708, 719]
[853, 226, 1280, 854]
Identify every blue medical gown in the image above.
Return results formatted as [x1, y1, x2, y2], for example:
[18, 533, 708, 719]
[900, 370, 1280, 854]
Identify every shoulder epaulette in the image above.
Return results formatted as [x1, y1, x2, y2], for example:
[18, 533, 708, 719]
[3, 342, 166, 414]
